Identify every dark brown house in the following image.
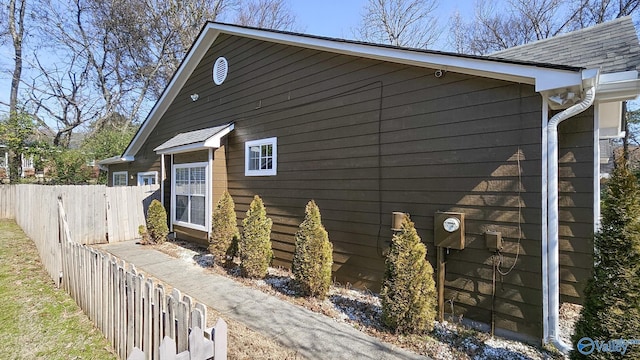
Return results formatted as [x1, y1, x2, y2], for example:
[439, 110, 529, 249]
[101, 19, 640, 346]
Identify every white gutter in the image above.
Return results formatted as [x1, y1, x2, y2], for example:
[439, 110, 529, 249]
[546, 80, 597, 352]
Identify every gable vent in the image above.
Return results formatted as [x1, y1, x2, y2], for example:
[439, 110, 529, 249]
[213, 57, 228, 85]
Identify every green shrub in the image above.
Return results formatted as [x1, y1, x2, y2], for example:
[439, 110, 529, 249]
[292, 200, 333, 298]
[381, 214, 436, 334]
[571, 159, 640, 359]
[146, 199, 169, 244]
[138, 225, 150, 245]
[239, 195, 273, 278]
[209, 190, 240, 265]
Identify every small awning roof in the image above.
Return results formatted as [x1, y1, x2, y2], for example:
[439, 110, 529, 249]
[154, 123, 234, 154]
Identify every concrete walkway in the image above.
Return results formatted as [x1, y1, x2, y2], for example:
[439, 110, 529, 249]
[100, 241, 427, 360]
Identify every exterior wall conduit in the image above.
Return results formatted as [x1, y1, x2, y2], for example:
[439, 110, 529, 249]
[545, 79, 597, 353]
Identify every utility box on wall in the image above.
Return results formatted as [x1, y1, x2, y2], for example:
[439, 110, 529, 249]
[434, 211, 465, 250]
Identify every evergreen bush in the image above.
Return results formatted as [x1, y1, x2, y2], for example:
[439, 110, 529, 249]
[571, 159, 640, 359]
[138, 225, 150, 245]
[239, 195, 273, 278]
[209, 190, 240, 265]
[292, 200, 333, 298]
[381, 214, 437, 334]
[146, 199, 169, 244]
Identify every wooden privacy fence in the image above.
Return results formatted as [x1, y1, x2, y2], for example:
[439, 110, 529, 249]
[59, 198, 227, 360]
[0, 184, 159, 283]
[0, 184, 159, 242]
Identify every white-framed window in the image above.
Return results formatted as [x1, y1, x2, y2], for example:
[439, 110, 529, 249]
[137, 171, 158, 186]
[113, 171, 128, 186]
[245, 137, 277, 176]
[172, 162, 209, 231]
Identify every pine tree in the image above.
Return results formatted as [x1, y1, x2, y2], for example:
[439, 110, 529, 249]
[292, 200, 333, 298]
[239, 195, 273, 278]
[209, 191, 239, 265]
[381, 214, 437, 334]
[571, 159, 640, 359]
[146, 199, 169, 244]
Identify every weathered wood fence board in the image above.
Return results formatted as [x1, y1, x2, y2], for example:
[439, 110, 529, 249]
[58, 198, 226, 360]
[106, 185, 159, 242]
[0, 184, 15, 219]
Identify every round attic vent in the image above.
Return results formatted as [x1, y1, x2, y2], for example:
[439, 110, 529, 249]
[213, 57, 228, 85]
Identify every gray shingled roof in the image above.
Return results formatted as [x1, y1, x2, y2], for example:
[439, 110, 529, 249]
[154, 124, 231, 152]
[492, 16, 640, 74]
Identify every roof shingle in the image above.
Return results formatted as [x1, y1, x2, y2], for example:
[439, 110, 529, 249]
[491, 16, 640, 73]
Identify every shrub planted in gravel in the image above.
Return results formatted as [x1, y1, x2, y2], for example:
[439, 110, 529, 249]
[381, 213, 436, 334]
[209, 190, 240, 265]
[147, 199, 169, 244]
[571, 159, 640, 359]
[292, 200, 333, 298]
[239, 195, 273, 278]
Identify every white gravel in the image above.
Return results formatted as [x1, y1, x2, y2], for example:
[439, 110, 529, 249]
[160, 241, 574, 359]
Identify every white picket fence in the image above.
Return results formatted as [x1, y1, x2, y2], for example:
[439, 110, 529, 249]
[58, 198, 227, 360]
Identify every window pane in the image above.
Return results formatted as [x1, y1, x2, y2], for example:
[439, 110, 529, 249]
[175, 168, 189, 194]
[249, 146, 260, 170]
[114, 174, 126, 186]
[191, 196, 205, 226]
[175, 195, 189, 222]
[190, 167, 206, 195]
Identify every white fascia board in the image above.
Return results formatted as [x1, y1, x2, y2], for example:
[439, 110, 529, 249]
[98, 155, 135, 165]
[155, 142, 207, 155]
[596, 70, 640, 102]
[203, 123, 234, 148]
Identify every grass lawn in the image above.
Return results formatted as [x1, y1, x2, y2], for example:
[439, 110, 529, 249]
[0, 219, 117, 360]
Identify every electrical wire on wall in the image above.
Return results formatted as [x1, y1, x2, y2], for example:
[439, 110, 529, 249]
[496, 145, 523, 277]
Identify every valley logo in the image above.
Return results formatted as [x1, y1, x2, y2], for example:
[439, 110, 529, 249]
[577, 337, 640, 355]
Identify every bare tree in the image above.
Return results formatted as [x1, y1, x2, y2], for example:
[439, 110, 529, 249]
[7, 0, 25, 114]
[354, 0, 440, 48]
[567, 0, 640, 29]
[234, 0, 297, 30]
[23, 0, 229, 143]
[449, 0, 640, 55]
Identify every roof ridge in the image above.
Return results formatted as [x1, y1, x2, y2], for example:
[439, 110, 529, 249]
[492, 16, 634, 56]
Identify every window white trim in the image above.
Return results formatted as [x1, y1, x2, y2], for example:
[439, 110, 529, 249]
[171, 162, 209, 232]
[113, 171, 128, 186]
[245, 137, 277, 176]
[137, 171, 158, 186]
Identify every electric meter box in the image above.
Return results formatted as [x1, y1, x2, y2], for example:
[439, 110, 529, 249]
[434, 212, 465, 250]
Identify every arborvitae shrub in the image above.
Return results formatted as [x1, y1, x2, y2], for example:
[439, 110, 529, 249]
[292, 200, 333, 298]
[239, 195, 273, 278]
[138, 225, 150, 245]
[146, 199, 169, 244]
[571, 159, 640, 359]
[381, 214, 437, 334]
[209, 191, 239, 265]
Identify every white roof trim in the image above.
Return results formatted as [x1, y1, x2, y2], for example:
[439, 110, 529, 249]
[98, 155, 134, 165]
[154, 123, 234, 155]
[123, 23, 589, 159]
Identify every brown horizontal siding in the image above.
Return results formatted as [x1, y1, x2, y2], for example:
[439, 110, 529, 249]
[557, 110, 595, 304]
[124, 33, 596, 340]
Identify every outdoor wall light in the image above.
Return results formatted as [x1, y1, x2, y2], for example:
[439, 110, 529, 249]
[190, 93, 199, 102]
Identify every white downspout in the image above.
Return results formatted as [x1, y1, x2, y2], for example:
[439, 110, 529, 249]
[546, 85, 596, 352]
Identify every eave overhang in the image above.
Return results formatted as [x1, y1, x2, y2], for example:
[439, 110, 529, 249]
[122, 23, 586, 160]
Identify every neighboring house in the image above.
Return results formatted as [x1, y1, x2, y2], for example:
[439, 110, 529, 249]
[0, 145, 35, 180]
[100, 18, 640, 346]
